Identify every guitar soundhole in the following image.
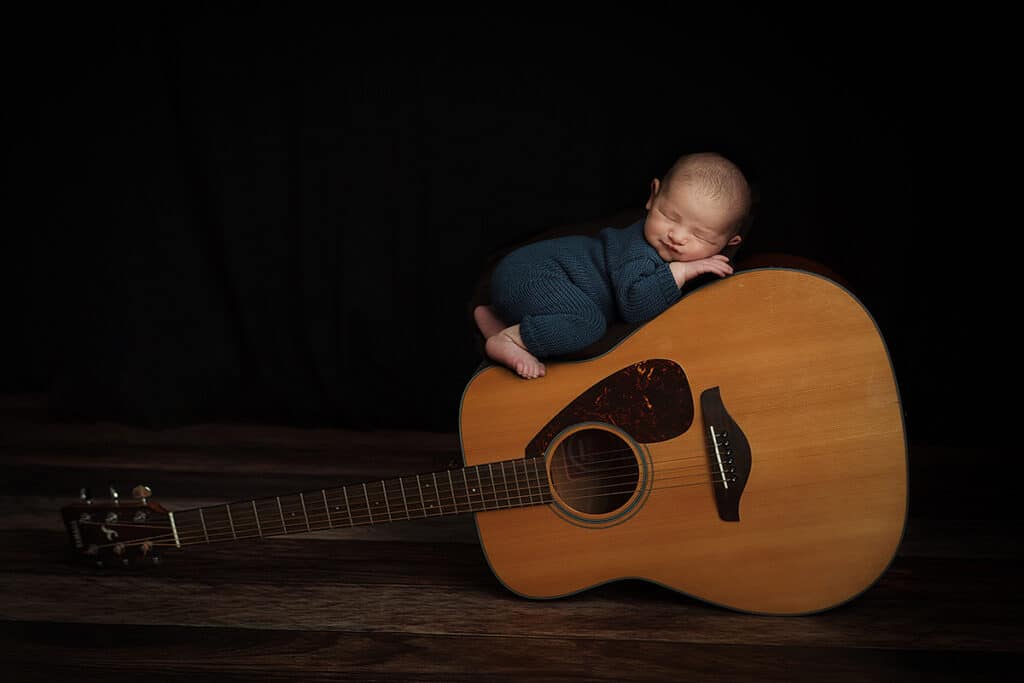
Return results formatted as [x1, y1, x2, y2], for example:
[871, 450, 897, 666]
[549, 428, 639, 515]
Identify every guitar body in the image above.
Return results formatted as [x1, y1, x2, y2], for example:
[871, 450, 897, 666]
[460, 269, 907, 615]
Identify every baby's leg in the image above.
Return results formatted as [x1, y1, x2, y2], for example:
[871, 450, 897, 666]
[473, 305, 508, 339]
[476, 304, 545, 380]
[484, 324, 546, 380]
[486, 259, 605, 379]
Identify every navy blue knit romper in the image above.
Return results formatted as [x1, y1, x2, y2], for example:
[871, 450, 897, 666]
[489, 219, 683, 359]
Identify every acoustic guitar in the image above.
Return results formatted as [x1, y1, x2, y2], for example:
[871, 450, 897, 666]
[61, 268, 907, 615]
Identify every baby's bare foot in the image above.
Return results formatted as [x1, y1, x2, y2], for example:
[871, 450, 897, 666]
[485, 328, 546, 380]
[473, 305, 507, 339]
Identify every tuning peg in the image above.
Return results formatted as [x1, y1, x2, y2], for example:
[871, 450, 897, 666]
[79, 488, 92, 504]
[109, 484, 119, 502]
[131, 485, 152, 502]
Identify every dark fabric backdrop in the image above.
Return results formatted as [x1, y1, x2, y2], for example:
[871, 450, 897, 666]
[1, 8, 1005, 447]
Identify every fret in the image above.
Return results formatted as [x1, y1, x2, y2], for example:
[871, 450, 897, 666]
[433, 472, 444, 515]
[229, 501, 255, 539]
[488, 463, 501, 509]
[205, 504, 223, 543]
[362, 483, 373, 525]
[167, 511, 180, 547]
[322, 490, 333, 529]
[343, 487, 354, 527]
[398, 477, 410, 520]
[199, 507, 210, 543]
[241, 497, 298, 537]
[299, 493, 311, 532]
[252, 501, 263, 537]
[476, 467, 487, 510]
[462, 469, 473, 511]
[517, 461, 534, 505]
[510, 460, 524, 506]
[225, 503, 237, 539]
[381, 481, 393, 522]
[532, 459, 547, 502]
[450, 473, 462, 516]
[179, 505, 226, 546]
[167, 508, 190, 546]
[416, 475, 427, 518]
[533, 460, 545, 502]
[276, 496, 287, 533]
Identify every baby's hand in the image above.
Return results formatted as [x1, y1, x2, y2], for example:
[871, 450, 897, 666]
[680, 255, 734, 282]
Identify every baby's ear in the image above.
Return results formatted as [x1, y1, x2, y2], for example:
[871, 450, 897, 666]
[645, 178, 661, 210]
[727, 234, 742, 246]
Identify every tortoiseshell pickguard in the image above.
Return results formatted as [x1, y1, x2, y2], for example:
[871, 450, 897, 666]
[524, 359, 693, 458]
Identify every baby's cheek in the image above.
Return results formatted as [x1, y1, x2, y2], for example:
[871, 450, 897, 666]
[645, 236, 666, 256]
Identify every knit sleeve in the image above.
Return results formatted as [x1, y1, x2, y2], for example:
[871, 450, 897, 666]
[610, 257, 682, 324]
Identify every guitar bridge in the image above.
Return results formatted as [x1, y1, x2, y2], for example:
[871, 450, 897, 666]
[701, 387, 751, 521]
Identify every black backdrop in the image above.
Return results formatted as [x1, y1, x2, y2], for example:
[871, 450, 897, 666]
[1, 8, 1004, 452]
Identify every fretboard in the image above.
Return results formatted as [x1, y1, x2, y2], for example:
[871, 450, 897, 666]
[167, 458, 552, 547]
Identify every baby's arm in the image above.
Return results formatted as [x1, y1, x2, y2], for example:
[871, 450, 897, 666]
[668, 255, 734, 288]
[611, 258, 683, 324]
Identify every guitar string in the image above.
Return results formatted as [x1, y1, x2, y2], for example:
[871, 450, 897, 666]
[80, 467, 554, 548]
[84, 467, 725, 550]
[87, 476, 729, 551]
[76, 443, 713, 538]
[88, 455, 722, 546]
[167, 445, 718, 540]
[79, 446, 736, 549]
[86, 470, 727, 550]
[82, 470, 734, 550]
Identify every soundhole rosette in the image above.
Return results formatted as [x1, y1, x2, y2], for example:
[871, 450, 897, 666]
[545, 422, 651, 528]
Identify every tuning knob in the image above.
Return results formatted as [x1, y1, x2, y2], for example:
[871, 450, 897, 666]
[109, 484, 119, 502]
[79, 488, 92, 504]
[131, 485, 152, 503]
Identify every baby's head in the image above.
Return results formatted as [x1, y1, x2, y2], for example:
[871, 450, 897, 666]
[643, 152, 751, 263]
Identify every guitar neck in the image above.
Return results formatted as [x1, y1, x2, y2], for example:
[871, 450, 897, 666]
[166, 457, 552, 548]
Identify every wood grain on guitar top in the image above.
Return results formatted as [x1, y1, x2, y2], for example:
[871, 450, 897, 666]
[460, 269, 907, 615]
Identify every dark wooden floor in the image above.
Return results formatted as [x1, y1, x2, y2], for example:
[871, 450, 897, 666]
[1, 394, 1020, 681]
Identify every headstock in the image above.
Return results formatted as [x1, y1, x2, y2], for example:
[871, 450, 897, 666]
[61, 484, 172, 568]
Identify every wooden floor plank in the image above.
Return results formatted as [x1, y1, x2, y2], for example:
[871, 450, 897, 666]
[1, 621, 1019, 683]
[1, 539, 1020, 652]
